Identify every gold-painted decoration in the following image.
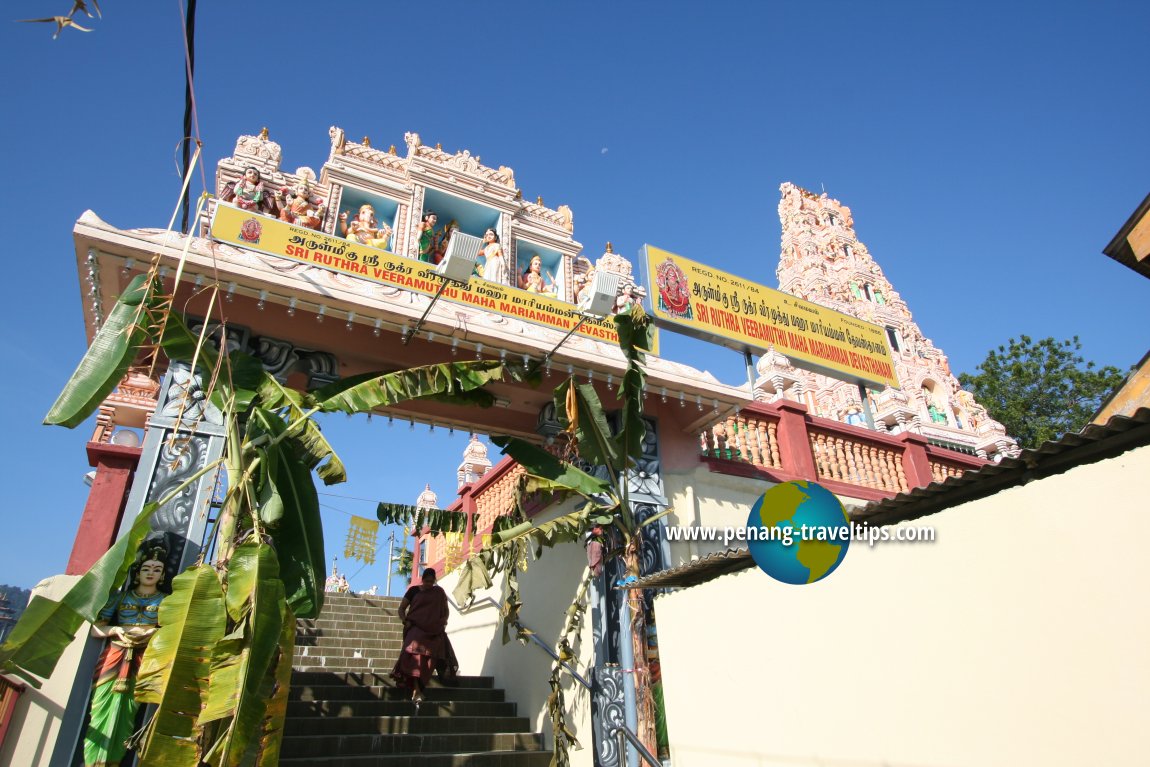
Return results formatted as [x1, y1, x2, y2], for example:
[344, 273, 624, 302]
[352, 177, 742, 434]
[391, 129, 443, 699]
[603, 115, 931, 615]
[344, 515, 379, 564]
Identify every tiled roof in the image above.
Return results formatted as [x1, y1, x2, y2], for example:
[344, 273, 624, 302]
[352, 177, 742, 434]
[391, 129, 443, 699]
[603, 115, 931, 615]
[622, 548, 754, 591]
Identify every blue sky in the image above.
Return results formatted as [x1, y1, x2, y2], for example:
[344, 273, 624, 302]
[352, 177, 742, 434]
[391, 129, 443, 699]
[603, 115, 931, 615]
[0, 1, 1146, 591]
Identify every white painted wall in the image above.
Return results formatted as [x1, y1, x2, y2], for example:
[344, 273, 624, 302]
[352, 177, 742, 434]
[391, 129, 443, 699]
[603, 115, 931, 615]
[655, 444, 1150, 767]
[440, 500, 597, 767]
[1, 575, 91, 767]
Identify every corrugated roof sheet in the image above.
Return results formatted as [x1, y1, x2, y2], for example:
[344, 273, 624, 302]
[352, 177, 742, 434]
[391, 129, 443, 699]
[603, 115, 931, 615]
[625, 407, 1150, 591]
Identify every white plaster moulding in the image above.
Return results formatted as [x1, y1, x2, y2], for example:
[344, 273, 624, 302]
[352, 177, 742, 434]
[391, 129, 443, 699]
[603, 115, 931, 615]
[73, 213, 751, 414]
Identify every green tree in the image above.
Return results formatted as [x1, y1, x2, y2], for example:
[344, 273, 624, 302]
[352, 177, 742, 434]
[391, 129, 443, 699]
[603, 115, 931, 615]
[393, 547, 414, 581]
[959, 335, 1127, 449]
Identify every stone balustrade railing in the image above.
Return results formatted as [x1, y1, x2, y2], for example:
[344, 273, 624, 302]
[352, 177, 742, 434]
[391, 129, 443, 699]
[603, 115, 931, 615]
[416, 401, 988, 575]
[701, 400, 986, 503]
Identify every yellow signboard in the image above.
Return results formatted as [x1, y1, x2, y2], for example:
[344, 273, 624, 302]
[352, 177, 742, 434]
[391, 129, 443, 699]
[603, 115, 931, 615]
[644, 245, 897, 388]
[210, 203, 650, 351]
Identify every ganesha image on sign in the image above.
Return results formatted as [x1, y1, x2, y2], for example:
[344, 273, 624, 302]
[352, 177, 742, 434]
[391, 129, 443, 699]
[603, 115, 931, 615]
[239, 217, 263, 245]
[655, 258, 693, 320]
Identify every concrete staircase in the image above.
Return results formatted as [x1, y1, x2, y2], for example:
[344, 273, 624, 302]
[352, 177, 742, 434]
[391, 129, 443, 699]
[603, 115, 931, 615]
[281, 592, 551, 766]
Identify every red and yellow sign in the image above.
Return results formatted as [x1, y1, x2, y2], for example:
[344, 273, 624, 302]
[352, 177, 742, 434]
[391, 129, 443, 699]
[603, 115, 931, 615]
[645, 245, 897, 388]
[211, 203, 647, 350]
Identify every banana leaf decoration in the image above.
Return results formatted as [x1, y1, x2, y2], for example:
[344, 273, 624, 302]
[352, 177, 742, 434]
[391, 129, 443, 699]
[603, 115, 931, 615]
[134, 565, 227, 764]
[10, 267, 534, 764]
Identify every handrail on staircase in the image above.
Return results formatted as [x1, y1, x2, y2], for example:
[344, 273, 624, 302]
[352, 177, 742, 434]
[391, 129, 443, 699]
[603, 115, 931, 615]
[453, 596, 592, 690]
[613, 724, 662, 767]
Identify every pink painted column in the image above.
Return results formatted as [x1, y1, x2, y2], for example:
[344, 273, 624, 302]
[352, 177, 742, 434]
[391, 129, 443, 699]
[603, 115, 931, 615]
[66, 442, 143, 575]
[773, 401, 818, 480]
[897, 432, 934, 489]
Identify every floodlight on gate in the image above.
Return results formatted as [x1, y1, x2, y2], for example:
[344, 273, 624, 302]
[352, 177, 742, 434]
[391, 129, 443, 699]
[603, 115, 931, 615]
[402, 230, 482, 344]
[541, 269, 623, 367]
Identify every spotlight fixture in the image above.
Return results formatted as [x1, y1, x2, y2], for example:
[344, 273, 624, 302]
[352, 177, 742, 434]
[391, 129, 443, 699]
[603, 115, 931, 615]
[346, 311, 356, 331]
[696, 394, 703, 411]
[194, 274, 204, 289]
[679, 392, 686, 407]
[257, 289, 268, 310]
[475, 342, 484, 360]
[403, 231, 481, 344]
[316, 305, 326, 323]
[451, 338, 459, 356]
[660, 387, 668, 403]
[287, 297, 297, 317]
[373, 318, 382, 337]
[121, 258, 135, 276]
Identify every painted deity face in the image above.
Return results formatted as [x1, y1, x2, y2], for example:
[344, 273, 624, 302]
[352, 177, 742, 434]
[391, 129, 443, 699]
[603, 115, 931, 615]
[426, 214, 437, 227]
[244, 168, 260, 184]
[484, 229, 496, 243]
[138, 560, 165, 588]
[530, 256, 542, 273]
[357, 205, 375, 223]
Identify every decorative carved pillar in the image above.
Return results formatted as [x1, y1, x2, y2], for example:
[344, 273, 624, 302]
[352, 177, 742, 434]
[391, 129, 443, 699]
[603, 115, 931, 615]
[116, 363, 227, 575]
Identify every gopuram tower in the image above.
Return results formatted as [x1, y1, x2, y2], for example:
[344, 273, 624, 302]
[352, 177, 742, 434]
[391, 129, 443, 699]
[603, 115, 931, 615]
[759, 182, 1018, 460]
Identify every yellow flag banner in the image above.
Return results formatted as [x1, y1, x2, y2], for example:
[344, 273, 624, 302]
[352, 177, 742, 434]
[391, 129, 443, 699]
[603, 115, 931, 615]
[644, 244, 898, 388]
[344, 516, 379, 565]
[210, 203, 655, 352]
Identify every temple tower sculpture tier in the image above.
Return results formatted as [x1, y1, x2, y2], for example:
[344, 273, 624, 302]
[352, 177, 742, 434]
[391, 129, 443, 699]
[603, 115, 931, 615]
[211, 127, 647, 309]
[764, 182, 1018, 460]
[457, 433, 493, 489]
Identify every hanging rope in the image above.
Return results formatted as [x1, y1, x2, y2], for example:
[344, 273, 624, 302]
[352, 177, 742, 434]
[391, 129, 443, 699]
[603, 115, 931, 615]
[177, 0, 201, 233]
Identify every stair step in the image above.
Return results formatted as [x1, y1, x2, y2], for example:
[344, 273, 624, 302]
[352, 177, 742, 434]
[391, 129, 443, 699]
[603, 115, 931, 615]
[278, 749, 553, 766]
[284, 595, 552, 765]
[280, 731, 542, 758]
[291, 685, 506, 704]
[291, 672, 492, 689]
[295, 645, 402, 661]
[284, 715, 533, 737]
[287, 699, 516, 718]
[298, 634, 404, 647]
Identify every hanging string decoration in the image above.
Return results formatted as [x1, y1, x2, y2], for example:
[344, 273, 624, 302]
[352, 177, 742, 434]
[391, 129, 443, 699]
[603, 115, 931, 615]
[344, 516, 379, 564]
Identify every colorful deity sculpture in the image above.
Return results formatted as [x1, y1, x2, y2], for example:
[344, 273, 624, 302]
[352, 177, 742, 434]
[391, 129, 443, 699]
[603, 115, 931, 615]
[417, 211, 439, 263]
[477, 228, 507, 284]
[83, 545, 168, 767]
[519, 254, 556, 296]
[221, 166, 275, 215]
[277, 179, 326, 230]
[340, 204, 392, 250]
